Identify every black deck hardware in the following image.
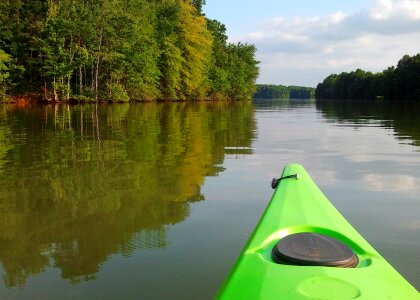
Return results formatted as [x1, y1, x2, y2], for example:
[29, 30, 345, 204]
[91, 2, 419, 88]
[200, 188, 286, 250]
[272, 232, 359, 268]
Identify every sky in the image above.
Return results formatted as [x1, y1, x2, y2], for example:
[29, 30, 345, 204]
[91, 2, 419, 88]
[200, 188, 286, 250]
[204, 0, 420, 87]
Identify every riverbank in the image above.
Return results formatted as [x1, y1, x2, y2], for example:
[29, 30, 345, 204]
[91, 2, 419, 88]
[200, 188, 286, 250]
[1, 93, 242, 104]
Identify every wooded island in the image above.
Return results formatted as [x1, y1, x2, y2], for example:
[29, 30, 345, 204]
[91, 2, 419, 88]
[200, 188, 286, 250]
[0, 0, 259, 102]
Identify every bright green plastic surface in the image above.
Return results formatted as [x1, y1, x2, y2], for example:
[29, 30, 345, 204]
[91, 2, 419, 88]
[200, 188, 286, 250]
[217, 164, 420, 299]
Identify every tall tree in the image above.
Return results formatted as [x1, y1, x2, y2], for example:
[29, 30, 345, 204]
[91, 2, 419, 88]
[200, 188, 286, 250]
[206, 19, 230, 99]
[190, 0, 205, 14]
[178, 0, 212, 99]
[225, 43, 259, 100]
[0, 49, 11, 99]
[0, 0, 48, 92]
[156, 0, 183, 100]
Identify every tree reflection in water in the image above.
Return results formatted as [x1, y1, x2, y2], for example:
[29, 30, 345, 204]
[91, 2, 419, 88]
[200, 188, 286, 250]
[0, 101, 256, 287]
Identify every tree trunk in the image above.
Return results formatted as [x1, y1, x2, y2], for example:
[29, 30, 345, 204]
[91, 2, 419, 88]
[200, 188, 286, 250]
[95, 28, 103, 102]
[44, 80, 47, 99]
[79, 66, 83, 94]
[67, 76, 70, 101]
[95, 57, 100, 101]
[53, 76, 57, 101]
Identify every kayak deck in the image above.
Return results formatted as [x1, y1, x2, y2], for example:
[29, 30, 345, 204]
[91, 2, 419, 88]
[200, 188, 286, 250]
[217, 164, 419, 299]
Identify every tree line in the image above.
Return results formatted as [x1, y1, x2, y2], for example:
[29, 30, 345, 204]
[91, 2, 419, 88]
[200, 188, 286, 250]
[0, 0, 259, 102]
[254, 84, 315, 99]
[315, 53, 420, 101]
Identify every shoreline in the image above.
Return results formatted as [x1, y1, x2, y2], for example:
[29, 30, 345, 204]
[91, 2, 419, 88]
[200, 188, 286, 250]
[1, 94, 249, 104]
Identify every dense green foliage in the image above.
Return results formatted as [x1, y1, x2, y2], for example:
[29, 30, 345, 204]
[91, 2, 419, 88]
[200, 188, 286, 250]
[316, 53, 420, 101]
[0, 0, 259, 102]
[0, 49, 11, 98]
[254, 84, 315, 99]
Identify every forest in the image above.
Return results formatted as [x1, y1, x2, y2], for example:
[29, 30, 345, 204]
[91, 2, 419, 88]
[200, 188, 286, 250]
[315, 53, 420, 101]
[254, 84, 315, 99]
[0, 0, 259, 102]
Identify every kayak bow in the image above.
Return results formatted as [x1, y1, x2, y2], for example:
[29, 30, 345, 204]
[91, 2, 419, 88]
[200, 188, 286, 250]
[217, 164, 419, 299]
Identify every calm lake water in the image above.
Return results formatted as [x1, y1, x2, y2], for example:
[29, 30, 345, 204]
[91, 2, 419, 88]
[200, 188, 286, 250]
[0, 99, 419, 299]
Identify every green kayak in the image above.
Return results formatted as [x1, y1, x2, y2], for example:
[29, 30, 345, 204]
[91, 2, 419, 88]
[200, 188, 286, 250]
[217, 164, 419, 299]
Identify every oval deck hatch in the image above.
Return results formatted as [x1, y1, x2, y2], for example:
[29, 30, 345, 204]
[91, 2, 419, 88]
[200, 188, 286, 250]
[272, 232, 359, 268]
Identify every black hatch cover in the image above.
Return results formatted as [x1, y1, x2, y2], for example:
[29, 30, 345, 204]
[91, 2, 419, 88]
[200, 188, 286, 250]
[272, 232, 359, 268]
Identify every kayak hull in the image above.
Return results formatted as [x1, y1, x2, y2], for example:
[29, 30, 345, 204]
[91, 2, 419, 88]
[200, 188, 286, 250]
[217, 164, 419, 299]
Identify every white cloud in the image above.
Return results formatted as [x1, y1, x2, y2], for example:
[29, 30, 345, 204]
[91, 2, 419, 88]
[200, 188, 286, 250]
[371, 0, 420, 20]
[240, 0, 420, 86]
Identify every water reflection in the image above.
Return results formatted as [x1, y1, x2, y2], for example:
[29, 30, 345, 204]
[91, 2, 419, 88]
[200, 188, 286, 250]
[315, 99, 420, 189]
[253, 98, 315, 111]
[316, 99, 420, 145]
[0, 102, 256, 287]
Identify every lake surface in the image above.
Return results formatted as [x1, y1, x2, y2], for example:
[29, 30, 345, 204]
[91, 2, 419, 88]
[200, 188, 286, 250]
[0, 99, 419, 299]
